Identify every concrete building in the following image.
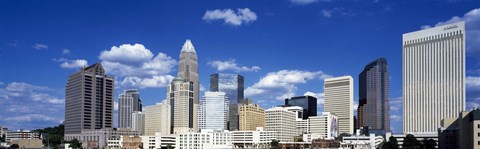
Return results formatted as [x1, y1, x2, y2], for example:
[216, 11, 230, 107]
[106, 135, 142, 149]
[324, 76, 354, 134]
[402, 21, 465, 134]
[10, 139, 43, 149]
[167, 75, 197, 134]
[210, 73, 244, 131]
[283, 106, 310, 136]
[65, 63, 114, 136]
[231, 127, 276, 148]
[265, 106, 297, 142]
[144, 101, 170, 136]
[358, 58, 390, 134]
[285, 95, 317, 119]
[131, 111, 145, 135]
[198, 91, 228, 131]
[437, 109, 480, 149]
[238, 100, 265, 131]
[0, 126, 7, 139]
[341, 133, 384, 149]
[438, 118, 458, 149]
[308, 112, 339, 141]
[5, 130, 41, 141]
[67, 129, 139, 148]
[140, 132, 176, 149]
[118, 89, 142, 129]
[178, 39, 200, 108]
[176, 129, 232, 149]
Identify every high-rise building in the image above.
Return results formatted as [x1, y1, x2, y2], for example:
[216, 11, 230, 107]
[210, 73, 245, 131]
[144, 101, 170, 136]
[118, 89, 142, 129]
[265, 106, 297, 142]
[238, 100, 265, 131]
[402, 21, 465, 134]
[65, 63, 114, 135]
[324, 76, 354, 134]
[285, 96, 317, 119]
[167, 76, 197, 134]
[198, 91, 229, 131]
[358, 58, 389, 133]
[178, 39, 199, 104]
[131, 111, 145, 135]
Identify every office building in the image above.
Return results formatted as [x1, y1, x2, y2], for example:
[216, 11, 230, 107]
[284, 106, 310, 136]
[5, 130, 40, 141]
[231, 127, 276, 148]
[118, 89, 142, 129]
[178, 39, 199, 104]
[67, 129, 139, 148]
[167, 76, 197, 134]
[324, 76, 354, 134]
[285, 95, 317, 119]
[358, 58, 390, 133]
[238, 100, 265, 131]
[144, 101, 170, 136]
[437, 109, 480, 149]
[341, 133, 384, 149]
[131, 111, 145, 135]
[106, 135, 142, 149]
[308, 112, 338, 141]
[210, 73, 244, 131]
[198, 91, 229, 131]
[265, 106, 297, 142]
[65, 63, 114, 136]
[176, 129, 233, 149]
[140, 132, 176, 149]
[403, 21, 465, 134]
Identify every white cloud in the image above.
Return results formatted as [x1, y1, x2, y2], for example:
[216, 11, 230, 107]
[60, 59, 88, 69]
[99, 44, 177, 88]
[304, 91, 325, 105]
[114, 101, 119, 111]
[5, 114, 58, 123]
[203, 8, 257, 26]
[0, 82, 64, 104]
[245, 70, 332, 100]
[321, 9, 333, 18]
[320, 7, 354, 18]
[63, 49, 70, 54]
[289, 0, 330, 5]
[390, 114, 401, 122]
[389, 96, 402, 111]
[467, 76, 480, 90]
[208, 59, 261, 72]
[421, 8, 480, 54]
[32, 43, 48, 50]
[200, 84, 206, 92]
[467, 102, 480, 111]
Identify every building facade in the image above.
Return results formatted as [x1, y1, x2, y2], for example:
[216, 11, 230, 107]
[167, 76, 197, 134]
[144, 101, 170, 136]
[285, 96, 317, 119]
[176, 129, 233, 149]
[308, 112, 339, 140]
[140, 132, 176, 149]
[210, 73, 244, 131]
[65, 63, 114, 136]
[118, 89, 142, 129]
[265, 106, 297, 142]
[231, 127, 276, 148]
[178, 39, 199, 105]
[131, 111, 145, 135]
[358, 58, 390, 133]
[198, 91, 228, 131]
[324, 76, 354, 134]
[238, 101, 265, 131]
[403, 21, 465, 134]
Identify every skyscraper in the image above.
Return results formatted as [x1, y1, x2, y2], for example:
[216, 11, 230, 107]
[118, 89, 142, 129]
[324, 76, 354, 134]
[210, 73, 244, 131]
[144, 101, 170, 136]
[285, 95, 317, 119]
[198, 91, 229, 131]
[403, 21, 465, 134]
[167, 76, 197, 134]
[178, 39, 199, 104]
[358, 58, 389, 133]
[131, 111, 145, 135]
[64, 63, 114, 135]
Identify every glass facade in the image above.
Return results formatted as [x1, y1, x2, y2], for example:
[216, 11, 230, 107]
[210, 73, 244, 131]
[285, 96, 317, 119]
[199, 92, 229, 130]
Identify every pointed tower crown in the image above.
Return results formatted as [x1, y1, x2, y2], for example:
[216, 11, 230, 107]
[181, 39, 196, 53]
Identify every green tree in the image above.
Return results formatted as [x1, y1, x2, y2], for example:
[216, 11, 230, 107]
[69, 138, 82, 149]
[270, 139, 279, 149]
[10, 144, 19, 149]
[403, 134, 421, 149]
[33, 124, 64, 149]
[295, 138, 304, 142]
[167, 144, 173, 149]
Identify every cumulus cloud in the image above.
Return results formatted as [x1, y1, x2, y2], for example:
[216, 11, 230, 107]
[99, 43, 177, 88]
[321, 9, 333, 18]
[203, 8, 257, 26]
[63, 49, 70, 54]
[389, 96, 402, 111]
[304, 91, 325, 105]
[390, 114, 401, 122]
[60, 59, 88, 69]
[245, 70, 332, 100]
[208, 59, 261, 72]
[5, 114, 58, 123]
[289, 0, 330, 5]
[320, 7, 355, 18]
[421, 8, 480, 54]
[467, 76, 480, 90]
[32, 43, 48, 50]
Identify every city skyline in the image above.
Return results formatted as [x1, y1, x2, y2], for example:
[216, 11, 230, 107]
[1, 1, 479, 134]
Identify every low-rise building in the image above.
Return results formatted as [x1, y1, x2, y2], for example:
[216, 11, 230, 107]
[307, 112, 338, 141]
[341, 133, 383, 149]
[5, 130, 41, 142]
[231, 127, 275, 148]
[64, 128, 139, 148]
[176, 129, 232, 149]
[141, 132, 176, 149]
[311, 138, 340, 148]
[10, 139, 43, 148]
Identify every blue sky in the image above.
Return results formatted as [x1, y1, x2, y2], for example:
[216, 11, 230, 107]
[0, 0, 479, 133]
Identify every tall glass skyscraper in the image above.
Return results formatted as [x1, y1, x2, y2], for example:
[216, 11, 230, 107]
[198, 91, 228, 131]
[118, 89, 142, 129]
[285, 96, 317, 119]
[358, 58, 389, 133]
[210, 73, 244, 131]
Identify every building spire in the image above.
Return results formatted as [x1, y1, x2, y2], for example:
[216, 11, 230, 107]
[181, 39, 196, 53]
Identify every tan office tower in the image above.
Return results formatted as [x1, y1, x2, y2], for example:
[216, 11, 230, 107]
[178, 39, 199, 105]
[167, 76, 197, 134]
[403, 21, 465, 134]
[64, 63, 114, 136]
[238, 100, 265, 131]
[144, 101, 170, 136]
[324, 76, 354, 135]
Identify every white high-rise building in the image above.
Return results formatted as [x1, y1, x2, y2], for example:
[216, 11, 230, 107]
[324, 76, 354, 134]
[131, 111, 145, 135]
[118, 89, 142, 129]
[144, 101, 170, 136]
[198, 91, 229, 131]
[265, 106, 297, 142]
[402, 21, 465, 134]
